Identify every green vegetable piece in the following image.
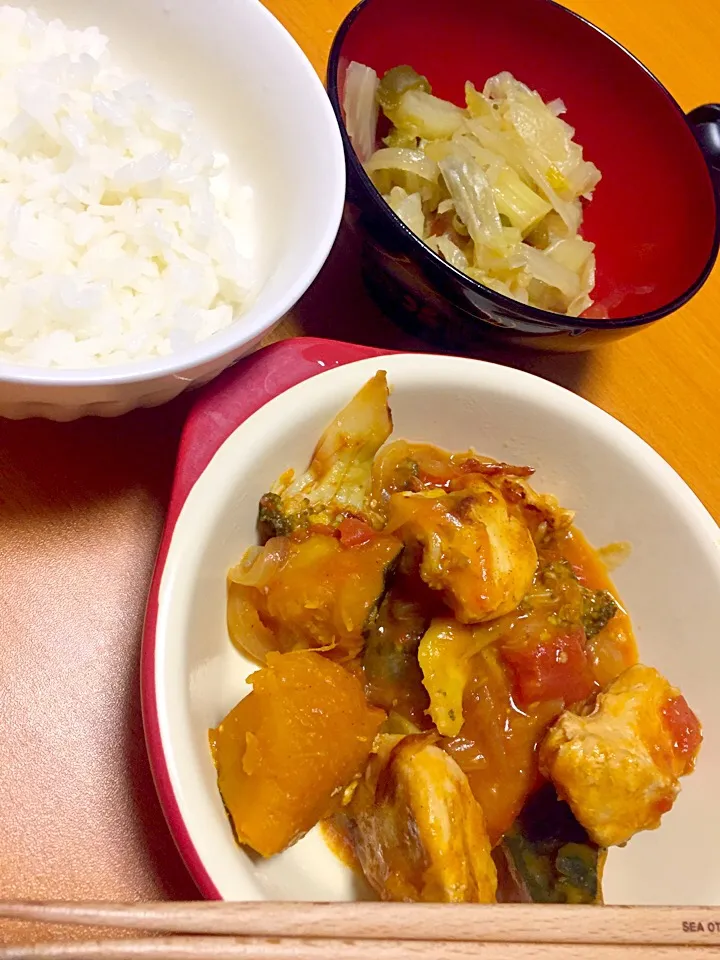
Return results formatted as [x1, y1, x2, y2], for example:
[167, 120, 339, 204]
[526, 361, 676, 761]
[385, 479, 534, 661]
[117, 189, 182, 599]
[499, 783, 606, 904]
[501, 829, 557, 903]
[556, 842, 606, 903]
[257, 491, 296, 542]
[581, 587, 619, 639]
[535, 559, 618, 639]
[363, 590, 426, 700]
[392, 458, 421, 491]
[377, 65, 431, 116]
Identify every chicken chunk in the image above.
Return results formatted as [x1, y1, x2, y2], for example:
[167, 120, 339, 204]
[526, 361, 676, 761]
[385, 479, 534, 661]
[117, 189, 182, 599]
[343, 734, 497, 902]
[385, 475, 537, 623]
[539, 664, 702, 847]
[489, 472, 574, 545]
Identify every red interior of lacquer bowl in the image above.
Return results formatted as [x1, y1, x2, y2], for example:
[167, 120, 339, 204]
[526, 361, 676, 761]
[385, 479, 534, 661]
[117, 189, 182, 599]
[337, 0, 717, 320]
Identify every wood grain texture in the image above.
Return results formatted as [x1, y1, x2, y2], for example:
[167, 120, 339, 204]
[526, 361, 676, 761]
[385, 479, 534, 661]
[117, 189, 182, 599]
[2, 938, 720, 960]
[3, 902, 720, 947]
[0, 0, 718, 947]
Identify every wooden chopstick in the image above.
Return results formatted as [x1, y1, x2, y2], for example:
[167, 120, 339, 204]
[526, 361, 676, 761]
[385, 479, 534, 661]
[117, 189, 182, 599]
[1, 936, 720, 960]
[2, 902, 720, 947]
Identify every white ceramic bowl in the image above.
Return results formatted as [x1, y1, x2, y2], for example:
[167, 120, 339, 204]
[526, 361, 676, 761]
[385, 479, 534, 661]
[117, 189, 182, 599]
[148, 353, 720, 904]
[0, 0, 344, 420]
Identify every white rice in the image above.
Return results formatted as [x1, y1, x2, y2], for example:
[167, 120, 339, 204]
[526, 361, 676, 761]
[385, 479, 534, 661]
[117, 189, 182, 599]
[0, 6, 256, 368]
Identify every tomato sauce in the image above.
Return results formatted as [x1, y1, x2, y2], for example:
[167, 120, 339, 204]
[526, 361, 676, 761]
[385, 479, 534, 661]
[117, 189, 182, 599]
[556, 527, 638, 685]
[442, 524, 637, 845]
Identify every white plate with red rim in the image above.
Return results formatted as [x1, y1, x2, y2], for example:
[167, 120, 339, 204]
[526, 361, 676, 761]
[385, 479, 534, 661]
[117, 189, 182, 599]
[142, 337, 720, 904]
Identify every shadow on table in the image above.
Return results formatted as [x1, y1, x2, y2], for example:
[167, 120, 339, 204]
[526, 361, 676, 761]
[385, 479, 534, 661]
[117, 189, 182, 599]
[287, 220, 594, 396]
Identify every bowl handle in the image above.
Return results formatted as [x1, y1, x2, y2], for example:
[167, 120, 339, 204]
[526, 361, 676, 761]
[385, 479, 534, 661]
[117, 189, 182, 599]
[687, 103, 720, 192]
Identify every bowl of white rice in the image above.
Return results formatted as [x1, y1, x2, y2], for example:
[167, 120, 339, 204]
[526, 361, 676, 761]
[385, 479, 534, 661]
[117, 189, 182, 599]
[0, 0, 345, 419]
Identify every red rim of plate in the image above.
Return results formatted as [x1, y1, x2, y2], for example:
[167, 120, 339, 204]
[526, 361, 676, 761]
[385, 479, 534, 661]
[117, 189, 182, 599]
[140, 337, 393, 898]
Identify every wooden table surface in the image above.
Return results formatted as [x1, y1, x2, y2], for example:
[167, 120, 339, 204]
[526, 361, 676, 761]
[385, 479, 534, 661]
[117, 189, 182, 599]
[0, 0, 718, 946]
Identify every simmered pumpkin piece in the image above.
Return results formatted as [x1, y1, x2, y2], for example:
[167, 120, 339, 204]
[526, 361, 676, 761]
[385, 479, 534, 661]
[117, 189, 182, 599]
[385, 475, 537, 624]
[210, 651, 385, 858]
[540, 664, 702, 847]
[228, 530, 402, 661]
[343, 733, 497, 902]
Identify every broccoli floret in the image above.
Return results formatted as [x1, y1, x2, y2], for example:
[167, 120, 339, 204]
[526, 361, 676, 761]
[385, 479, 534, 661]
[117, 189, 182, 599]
[534, 560, 618, 639]
[580, 587, 618, 639]
[257, 492, 306, 542]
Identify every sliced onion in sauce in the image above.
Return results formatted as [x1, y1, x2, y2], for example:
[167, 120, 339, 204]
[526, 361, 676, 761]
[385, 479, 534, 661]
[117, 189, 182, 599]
[226, 580, 278, 663]
[228, 537, 290, 589]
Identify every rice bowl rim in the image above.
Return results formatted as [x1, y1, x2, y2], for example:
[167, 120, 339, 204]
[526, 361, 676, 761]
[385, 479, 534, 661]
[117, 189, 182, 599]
[0, 0, 346, 387]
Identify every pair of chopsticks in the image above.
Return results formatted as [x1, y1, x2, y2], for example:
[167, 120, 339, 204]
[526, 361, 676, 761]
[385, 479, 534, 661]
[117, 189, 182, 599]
[1, 901, 720, 959]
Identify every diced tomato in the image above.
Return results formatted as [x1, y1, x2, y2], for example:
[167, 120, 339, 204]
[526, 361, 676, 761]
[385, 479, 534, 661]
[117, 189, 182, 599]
[502, 628, 596, 709]
[651, 794, 674, 817]
[336, 516, 375, 547]
[661, 695, 702, 765]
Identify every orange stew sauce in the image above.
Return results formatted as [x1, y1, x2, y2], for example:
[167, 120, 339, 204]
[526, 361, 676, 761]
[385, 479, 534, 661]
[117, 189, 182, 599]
[323, 441, 638, 858]
[442, 528, 637, 844]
